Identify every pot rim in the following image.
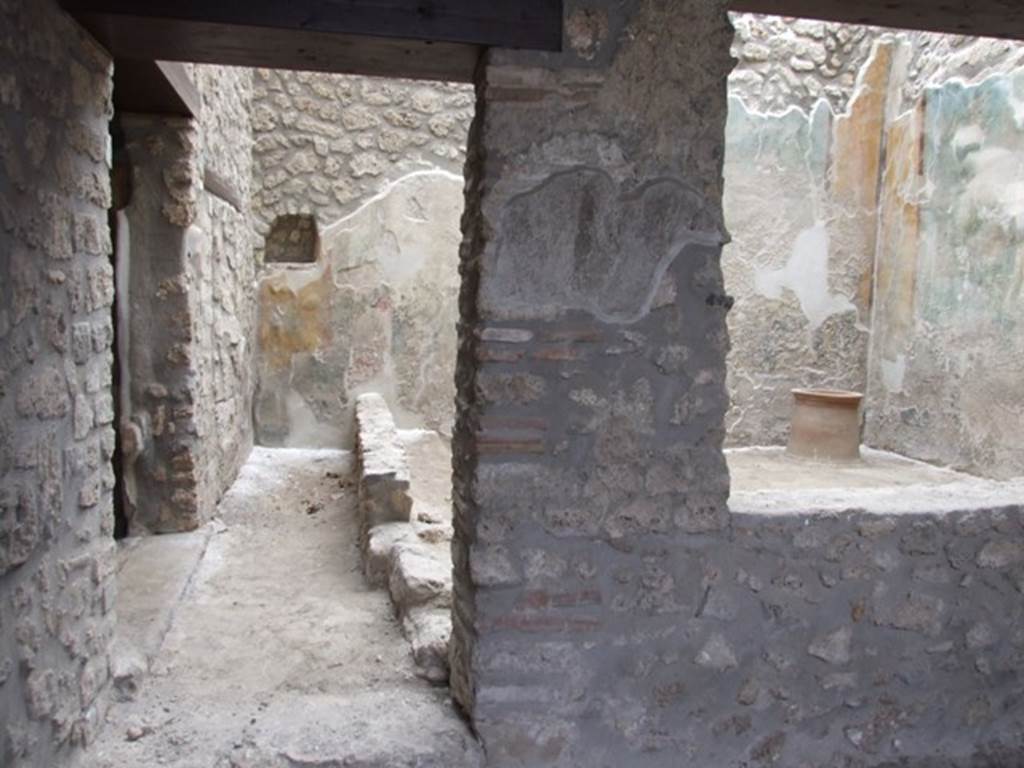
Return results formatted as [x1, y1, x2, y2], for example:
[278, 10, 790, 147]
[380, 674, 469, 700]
[791, 388, 863, 405]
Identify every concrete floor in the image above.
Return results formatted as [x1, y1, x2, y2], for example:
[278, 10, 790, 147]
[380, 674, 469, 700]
[86, 447, 480, 768]
[727, 445, 971, 492]
[409, 436, 1023, 519]
[728, 446, 1024, 515]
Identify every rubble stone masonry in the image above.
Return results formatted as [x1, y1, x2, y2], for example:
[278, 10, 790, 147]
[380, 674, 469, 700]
[0, 0, 118, 763]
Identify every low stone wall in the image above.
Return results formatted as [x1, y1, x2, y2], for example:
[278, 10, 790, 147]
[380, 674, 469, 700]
[354, 393, 412, 530]
[459, 491, 1024, 764]
[353, 394, 453, 683]
[686, 505, 1024, 765]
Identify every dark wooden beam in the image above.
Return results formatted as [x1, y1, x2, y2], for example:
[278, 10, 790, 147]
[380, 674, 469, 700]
[67, 12, 484, 81]
[61, 1, 564, 81]
[729, 0, 1024, 42]
[113, 60, 200, 117]
[59, 1, 563, 54]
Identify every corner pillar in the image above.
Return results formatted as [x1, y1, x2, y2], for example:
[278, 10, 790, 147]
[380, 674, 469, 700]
[450, 1, 736, 763]
[119, 115, 204, 533]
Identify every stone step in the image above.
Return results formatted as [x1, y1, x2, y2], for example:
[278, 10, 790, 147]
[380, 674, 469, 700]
[110, 527, 215, 700]
[389, 541, 453, 613]
[364, 521, 452, 587]
[232, 690, 482, 767]
[403, 606, 453, 684]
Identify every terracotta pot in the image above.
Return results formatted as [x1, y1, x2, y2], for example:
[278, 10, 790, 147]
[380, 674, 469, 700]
[787, 388, 863, 461]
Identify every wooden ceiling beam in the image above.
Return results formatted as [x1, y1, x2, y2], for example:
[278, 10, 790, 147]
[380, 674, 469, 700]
[58, 1, 562, 81]
[67, 12, 484, 82]
[112, 61, 201, 117]
[59, 0, 563, 50]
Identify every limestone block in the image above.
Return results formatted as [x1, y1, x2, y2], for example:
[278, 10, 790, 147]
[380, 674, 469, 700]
[388, 543, 452, 614]
[402, 606, 452, 684]
[364, 522, 417, 588]
[807, 626, 853, 665]
[695, 633, 739, 670]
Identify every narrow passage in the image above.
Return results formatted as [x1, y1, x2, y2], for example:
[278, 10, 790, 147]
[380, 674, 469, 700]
[86, 448, 480, 768]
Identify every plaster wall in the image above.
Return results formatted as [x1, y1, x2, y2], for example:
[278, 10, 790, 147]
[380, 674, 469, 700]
[723, 20, 887, 447]
[724, 19, 1024, 478]
[866, 40, 1024, 480]
[251, 72, 473, 447]
[0, 0, 118, 763]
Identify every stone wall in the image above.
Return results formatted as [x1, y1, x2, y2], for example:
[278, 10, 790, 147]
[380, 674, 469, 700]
[251, 71, 473, 447]
[118, 115, 203, 533]
[685, 504, 1024, 767]
[866, 38, 1024, 480]
[190, 65, 257, 517]
[118, 67, 256, 533]
[0, 1, 118, 764]
[729, 14, 874, 113]
[449, 0, 737, 761]
[250, 69, 473, 257]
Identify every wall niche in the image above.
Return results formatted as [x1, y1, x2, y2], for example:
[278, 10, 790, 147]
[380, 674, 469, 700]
[265, 213, 320, 264]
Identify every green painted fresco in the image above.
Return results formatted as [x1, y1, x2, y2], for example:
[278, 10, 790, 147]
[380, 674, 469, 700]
[724, 96, 831, 184]
[919, 71, 1024, 330]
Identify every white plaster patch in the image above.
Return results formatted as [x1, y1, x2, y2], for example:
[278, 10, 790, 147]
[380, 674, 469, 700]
[879, 354, 906, 394]
[322, 168, 463, 237]
[322, 169, 464, 284]
[1004, 84, 1024, 130]
[952, 124, 985, 152]
[753, 222, 855, 329]
[960, 147, 1024, 233]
